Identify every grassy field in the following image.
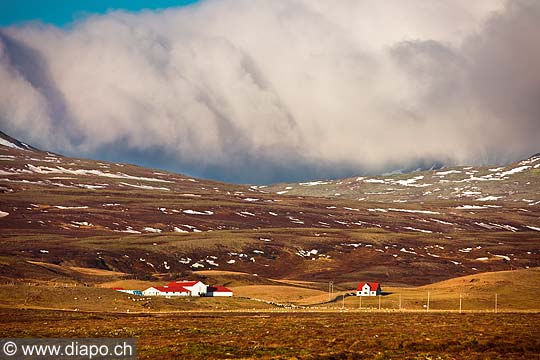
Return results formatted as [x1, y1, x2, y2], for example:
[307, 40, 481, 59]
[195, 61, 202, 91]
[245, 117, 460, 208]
[216, 268, 539, 311]
[1, 267, 537, 314]
[0, 309, 538, 359]
[232, 285, 328, 304]
[322, 268, 540, 312]
[0, 284, 274, 312]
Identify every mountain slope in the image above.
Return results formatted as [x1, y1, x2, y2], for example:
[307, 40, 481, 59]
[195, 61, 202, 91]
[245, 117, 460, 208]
[266, 156, 540, 204]
[0, 132, 539, 285]
[0, 130, 39, 151]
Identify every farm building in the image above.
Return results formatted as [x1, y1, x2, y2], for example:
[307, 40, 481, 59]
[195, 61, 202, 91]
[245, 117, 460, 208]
[142, 285, 191, 297]
[206, 285, 233, 297]
[356, 282, 382, 296]
[140, 281, 231, 297]
[166, 281, 208, 296]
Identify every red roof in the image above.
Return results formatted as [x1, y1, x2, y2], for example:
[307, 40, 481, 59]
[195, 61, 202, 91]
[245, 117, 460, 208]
[207, 285, 232, 293]
[153, 285, 191, 293]
[357, 282, 380, 291]
[166, 281, 199, 287]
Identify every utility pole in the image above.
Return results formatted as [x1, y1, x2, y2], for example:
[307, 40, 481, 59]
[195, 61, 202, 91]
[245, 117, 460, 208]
[427, 291, 430, 312]
[399, 294, 402, 311]
[495, 294, 498, 313]
[459, 293, 462, 314]
[342, 294, 345, 309]
[359, 295, 362, 310]
[378, 295, 381, 311]
[328, 281, 334, 302]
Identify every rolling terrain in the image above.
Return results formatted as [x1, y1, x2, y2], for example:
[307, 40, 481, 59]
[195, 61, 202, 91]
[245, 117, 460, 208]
[0, 130, 539, 287]
[0, 267, 538, 313]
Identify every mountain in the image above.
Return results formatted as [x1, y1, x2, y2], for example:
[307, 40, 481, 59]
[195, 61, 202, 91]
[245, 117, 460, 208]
[0, 132, 538, 286]
[266, 156, 540, 204]
[0, 130, 38, 152]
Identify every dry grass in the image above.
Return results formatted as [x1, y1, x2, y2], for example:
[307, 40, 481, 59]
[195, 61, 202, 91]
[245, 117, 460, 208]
[0, 309, 538, 359]
[326, 268, 540, 312]
[97, 280, 158, 290]
[193, 270, 252, 276]
[69, 266, 127, 277]
[0, 284, 274, 312]
[270, 279, 321, 287]
[421, 267, 540, 291]
[232, 285, 328, 304]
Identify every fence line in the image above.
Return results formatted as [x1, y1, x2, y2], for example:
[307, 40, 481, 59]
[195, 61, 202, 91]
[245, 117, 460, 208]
[319, 291, 507, 313]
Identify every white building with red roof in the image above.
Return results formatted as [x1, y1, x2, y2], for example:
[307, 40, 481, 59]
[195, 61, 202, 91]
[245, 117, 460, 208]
[166, 281, 208, 296]
[142, 281, 233, 298]
[206, 285, 233, 297]
[356, 282, 382, 296]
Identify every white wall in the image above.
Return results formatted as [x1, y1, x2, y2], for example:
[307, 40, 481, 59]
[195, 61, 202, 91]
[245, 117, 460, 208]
[185, 282, 208, 296]
[356, 285, 378, 297]
[142, 287, 190, 297]
[142, 287, 159, 296]
[207, 291, 233, 297]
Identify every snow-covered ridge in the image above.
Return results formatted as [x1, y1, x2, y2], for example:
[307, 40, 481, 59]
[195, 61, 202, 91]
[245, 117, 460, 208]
[0, 136, 33, 151]
[120, 182, 170, 191]
[183, 210, 214, 216]
[267, 152, 538, 202]
[299, 181, 330, 186]
[0, 138, 25, 150]
[26, 164, 172, 183]
[388, 208, 440, 215]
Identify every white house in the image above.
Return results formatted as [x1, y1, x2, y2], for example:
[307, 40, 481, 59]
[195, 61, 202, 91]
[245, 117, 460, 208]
[205, 285, 233, 297]
[142, 281, 232, 297]
[166, 281, 208, 296]
[142, 285, 191, 297]
[356, 282, 382, 296]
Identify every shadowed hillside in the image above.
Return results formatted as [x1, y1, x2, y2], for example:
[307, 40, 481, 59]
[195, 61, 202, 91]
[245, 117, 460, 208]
[0, 132, 538, 286]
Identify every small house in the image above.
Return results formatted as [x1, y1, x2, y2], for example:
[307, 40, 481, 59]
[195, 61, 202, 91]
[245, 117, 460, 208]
[206, 285, 233, 297]
[356, 282, 382, 296]
[166, 281, 208, 296]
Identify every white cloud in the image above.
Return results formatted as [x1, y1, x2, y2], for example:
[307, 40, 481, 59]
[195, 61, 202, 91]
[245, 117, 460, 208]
[0, 0, 538, 183]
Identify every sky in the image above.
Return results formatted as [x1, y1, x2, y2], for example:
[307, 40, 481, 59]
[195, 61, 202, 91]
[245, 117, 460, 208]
[0, 0, 539, 184]
[0, 0, 199, 26]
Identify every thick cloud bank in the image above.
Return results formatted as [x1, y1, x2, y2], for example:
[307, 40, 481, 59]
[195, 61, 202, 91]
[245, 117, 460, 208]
[0, 0, 539, 183]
